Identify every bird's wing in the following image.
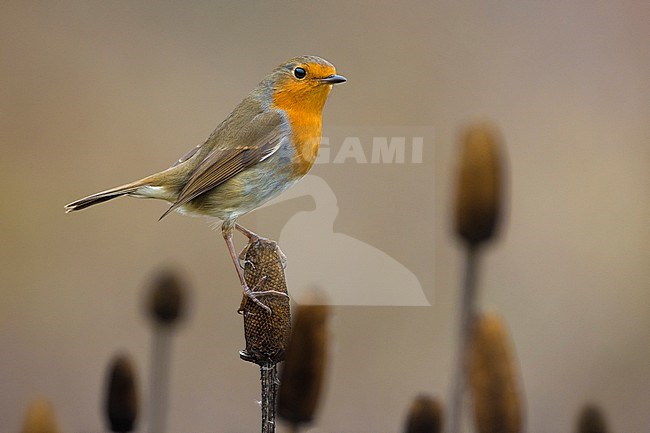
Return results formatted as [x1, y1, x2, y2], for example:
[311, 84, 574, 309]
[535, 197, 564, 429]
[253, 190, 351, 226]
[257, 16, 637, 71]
[159, 110, 286, 219]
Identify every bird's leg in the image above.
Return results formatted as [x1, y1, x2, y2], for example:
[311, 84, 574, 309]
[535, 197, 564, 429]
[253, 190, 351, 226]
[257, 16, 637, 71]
[222, 223, 287, 314]
[235, 223, 260, 241]
[235, 223, 262, 266]
[235, 223, 288, 269]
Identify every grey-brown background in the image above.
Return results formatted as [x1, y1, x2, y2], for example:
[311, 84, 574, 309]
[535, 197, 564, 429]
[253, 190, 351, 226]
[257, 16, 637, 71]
[1, 1, 648, 432]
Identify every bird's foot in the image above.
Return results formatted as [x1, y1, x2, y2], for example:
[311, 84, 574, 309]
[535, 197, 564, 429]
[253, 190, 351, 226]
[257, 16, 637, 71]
[235, 223, 261, 242]
[237, 234, 287, 270]
[238, 245, 255, 270]
[237, 237, 263, 269]
[238, 276, 290, 315]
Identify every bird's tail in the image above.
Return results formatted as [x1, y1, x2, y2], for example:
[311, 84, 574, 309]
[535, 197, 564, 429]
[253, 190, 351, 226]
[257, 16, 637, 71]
[64, 179, 150, 213]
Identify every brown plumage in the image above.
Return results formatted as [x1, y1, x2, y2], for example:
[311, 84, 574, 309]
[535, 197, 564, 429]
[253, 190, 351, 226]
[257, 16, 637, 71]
[65, 55, 345, 312]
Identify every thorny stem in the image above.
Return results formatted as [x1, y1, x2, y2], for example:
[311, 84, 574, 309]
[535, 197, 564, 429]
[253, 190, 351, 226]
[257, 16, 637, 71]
[449, 246, 479, 433]
[260, 362, 279, 433]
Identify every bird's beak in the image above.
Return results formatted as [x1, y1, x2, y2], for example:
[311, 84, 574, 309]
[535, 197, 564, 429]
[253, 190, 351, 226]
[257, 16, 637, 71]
[320, 74, 347, 84]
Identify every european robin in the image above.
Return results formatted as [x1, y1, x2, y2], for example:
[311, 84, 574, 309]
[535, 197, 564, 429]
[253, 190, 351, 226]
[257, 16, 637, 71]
[65, 55, 346, 312]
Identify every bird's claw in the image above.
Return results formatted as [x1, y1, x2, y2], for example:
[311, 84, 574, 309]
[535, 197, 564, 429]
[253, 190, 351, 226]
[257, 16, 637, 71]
[239, 257, 255, 270]
[238, 276, 289, 315]
[238, 242, 254, 269]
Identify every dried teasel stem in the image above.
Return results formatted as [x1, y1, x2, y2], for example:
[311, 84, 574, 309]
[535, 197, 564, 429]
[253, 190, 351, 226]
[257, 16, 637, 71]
[259, 362, 280, 433]
[449, 122, 505, 433]
[239, 237, 291, 433]
[278, 290, 329, 431]
[21, 396, 62, 433]
[147, 268, 188, 433]
[448, 246, 480, 433]
[468, 312, 523, 433]
[105, 353, 139, 433]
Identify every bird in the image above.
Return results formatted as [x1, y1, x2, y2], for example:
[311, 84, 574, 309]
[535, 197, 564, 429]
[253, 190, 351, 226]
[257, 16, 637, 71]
[65, 55, 346, 313]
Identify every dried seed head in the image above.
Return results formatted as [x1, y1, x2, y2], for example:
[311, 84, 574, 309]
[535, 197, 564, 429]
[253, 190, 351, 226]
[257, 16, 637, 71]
[454, 122, 504, 246]
[468, 312, 523, 433]
[105, 353, 139, 432]
[148, 268, 187, 326]
[404, 394, 443, 433]
[577, 404, 608, 433]
[240, 238, 291, 365]
[21, 397, 61, 433]
[278, 290, 329, 425]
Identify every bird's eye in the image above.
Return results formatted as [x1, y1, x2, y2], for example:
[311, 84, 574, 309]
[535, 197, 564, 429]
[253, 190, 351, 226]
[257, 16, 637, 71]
[293, 67, 306, 79]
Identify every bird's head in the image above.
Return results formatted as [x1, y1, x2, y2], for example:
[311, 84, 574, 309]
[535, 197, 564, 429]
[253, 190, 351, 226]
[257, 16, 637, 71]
[269, 55, 346, 114]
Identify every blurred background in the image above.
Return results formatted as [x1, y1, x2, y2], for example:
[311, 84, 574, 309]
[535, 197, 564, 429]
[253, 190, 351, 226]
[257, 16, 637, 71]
[1, 1, 648, 432]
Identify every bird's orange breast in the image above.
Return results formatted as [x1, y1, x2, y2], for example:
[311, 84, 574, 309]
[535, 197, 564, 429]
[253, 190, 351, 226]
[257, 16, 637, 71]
[285, 110, 322, 176]
[273, 84, 330, 176]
